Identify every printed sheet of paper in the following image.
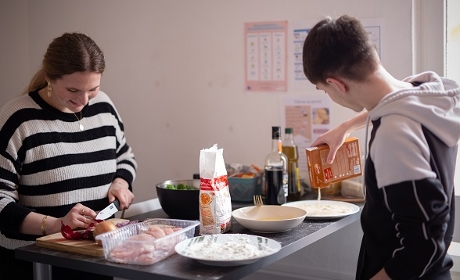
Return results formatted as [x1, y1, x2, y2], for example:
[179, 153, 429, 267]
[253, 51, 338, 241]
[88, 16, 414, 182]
[245, 21, 288, 92]
[282, 96, 332, 182]
[289, 19, 316, 91]
[289, 18, 382, 91]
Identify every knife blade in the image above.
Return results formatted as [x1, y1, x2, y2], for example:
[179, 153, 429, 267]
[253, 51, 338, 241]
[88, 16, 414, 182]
[96, 199, 120, 220]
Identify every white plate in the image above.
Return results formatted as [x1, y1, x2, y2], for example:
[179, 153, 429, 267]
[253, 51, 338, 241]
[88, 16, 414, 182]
[175, 234, 281, 266]
[283, 200, 360, 219]
[232, 205, 307, 233]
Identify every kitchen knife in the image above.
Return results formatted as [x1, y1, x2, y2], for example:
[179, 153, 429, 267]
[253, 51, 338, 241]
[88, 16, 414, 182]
[95, 199, 120, 220]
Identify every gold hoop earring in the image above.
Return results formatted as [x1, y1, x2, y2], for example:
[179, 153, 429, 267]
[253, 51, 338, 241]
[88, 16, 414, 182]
[47, 82, 52, 98]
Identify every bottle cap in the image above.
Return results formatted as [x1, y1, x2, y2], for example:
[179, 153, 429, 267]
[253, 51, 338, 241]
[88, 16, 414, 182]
[271, 126, 281, 138]
[285, 127, 293, 134]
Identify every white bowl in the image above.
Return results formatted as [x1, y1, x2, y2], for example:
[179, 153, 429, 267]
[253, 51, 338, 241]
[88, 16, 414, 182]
[232, 205, 307, 233]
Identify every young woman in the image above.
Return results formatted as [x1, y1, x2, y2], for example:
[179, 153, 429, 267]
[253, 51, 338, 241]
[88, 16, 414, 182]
[0, 32, 137, 279]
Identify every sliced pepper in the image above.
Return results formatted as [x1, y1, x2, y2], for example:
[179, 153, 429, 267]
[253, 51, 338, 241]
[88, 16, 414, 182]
[60, 220, 96, 240]
[60, 220, 138, 240]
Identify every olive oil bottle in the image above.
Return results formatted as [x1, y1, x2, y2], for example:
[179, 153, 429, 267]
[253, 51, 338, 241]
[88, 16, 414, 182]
[282, 127, 301, 201]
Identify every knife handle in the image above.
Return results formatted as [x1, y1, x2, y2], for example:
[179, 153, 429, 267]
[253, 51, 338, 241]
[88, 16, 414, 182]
[113, 198, 120, 210]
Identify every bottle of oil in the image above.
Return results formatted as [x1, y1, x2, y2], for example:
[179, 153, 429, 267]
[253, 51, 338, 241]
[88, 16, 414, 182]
[282, 127, 301, 201]
[264, 126, 288, 205]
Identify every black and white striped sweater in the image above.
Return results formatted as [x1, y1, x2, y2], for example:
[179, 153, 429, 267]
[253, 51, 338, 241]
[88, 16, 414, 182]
[0, 90, 137, 249]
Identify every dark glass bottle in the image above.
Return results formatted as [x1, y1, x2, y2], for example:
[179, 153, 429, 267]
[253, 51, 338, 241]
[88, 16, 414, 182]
[264, 126, 288, 205]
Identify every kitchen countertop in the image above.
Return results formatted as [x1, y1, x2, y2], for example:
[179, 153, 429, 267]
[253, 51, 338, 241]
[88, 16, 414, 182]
[16, 197, 363, 280]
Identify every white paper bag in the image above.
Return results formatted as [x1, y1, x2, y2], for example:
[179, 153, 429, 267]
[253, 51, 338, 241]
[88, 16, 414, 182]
[199, 144, 232, 234]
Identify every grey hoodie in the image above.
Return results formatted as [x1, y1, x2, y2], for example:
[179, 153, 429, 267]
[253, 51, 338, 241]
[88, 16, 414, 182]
[357, 71, 460, 280]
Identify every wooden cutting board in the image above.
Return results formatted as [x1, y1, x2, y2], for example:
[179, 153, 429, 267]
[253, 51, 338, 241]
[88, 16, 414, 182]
[36, 218, 127, 257]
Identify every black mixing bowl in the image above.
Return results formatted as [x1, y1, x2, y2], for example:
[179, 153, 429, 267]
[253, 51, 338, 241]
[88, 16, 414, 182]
[156, 179, 199, 220]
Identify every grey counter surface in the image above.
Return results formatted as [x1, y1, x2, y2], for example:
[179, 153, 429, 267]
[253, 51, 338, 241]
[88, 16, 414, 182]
[16, 199, 363, 280]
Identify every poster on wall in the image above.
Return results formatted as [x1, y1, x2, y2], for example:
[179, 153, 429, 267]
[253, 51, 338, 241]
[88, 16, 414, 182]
[282, 95, 332, 182]
[289, 19, 316, 92]
[245, 21, 288, 92]
[289, 18, 383, 91]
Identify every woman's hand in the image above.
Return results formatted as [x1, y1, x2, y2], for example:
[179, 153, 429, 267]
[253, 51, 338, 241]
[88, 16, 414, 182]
[20, 203, 97, 236]
[40, 203, 96, 235]
[108, 177, 134, 210]
[60, 203, 97, 229]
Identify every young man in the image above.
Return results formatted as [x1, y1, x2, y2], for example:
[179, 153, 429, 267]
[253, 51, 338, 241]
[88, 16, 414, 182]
[303, 15, 460, 279]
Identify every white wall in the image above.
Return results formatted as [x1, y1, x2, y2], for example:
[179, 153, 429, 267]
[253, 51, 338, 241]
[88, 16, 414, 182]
[0, 0, 29, 101]
[447, 0, 460, 196]
[1, 1, 450, 279]
[447, 0, 460, 83]
[447, 0, 460, 243]
[1, 0, 415, 202]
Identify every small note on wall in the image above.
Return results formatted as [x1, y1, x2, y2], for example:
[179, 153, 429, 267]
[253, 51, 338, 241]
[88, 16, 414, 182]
[282, 95, 332, 181]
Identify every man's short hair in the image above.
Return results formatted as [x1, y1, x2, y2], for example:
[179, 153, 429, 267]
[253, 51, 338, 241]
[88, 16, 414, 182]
[302, 15, 379, 85]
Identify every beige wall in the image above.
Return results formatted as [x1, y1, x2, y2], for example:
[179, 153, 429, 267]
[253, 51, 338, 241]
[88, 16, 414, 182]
[447, 0, 460, 83]
[0, 1, 450, 278]
[0, 0, 431, 205]
[0, 0, 29, 101]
